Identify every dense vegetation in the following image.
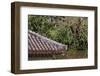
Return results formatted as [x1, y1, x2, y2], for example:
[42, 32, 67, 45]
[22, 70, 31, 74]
[28, 15, 88, 51]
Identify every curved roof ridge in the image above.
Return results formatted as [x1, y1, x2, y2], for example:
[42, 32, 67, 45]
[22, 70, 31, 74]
[28, 30, 66, 47]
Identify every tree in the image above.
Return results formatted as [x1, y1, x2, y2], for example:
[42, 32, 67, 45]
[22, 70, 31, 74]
[28, 15, 88, 51]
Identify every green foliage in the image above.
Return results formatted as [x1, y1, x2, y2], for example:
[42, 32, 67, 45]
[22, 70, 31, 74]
[28, 15, 88, 50]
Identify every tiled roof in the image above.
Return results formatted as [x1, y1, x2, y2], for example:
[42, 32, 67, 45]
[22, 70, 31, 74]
[28, 31, 67, 55]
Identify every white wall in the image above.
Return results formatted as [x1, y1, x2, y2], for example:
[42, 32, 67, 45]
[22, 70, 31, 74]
[0, 0, 100, 76]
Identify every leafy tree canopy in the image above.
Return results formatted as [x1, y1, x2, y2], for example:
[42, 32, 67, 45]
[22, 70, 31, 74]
[28, 15, 88, 50]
